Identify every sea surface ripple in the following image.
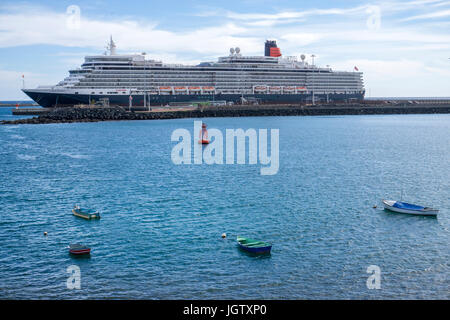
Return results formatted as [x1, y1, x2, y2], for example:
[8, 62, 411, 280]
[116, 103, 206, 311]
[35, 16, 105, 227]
[0, 108, 449, 299]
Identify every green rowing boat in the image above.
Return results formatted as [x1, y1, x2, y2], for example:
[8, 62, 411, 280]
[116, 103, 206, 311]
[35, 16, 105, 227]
[237, 236, 272, 254]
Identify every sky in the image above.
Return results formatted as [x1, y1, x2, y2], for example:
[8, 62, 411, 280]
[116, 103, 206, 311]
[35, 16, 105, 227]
[0, 0, 449, 99]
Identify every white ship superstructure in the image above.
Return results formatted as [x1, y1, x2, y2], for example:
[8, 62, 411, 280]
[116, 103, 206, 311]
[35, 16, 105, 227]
[23, 38, 365, 107]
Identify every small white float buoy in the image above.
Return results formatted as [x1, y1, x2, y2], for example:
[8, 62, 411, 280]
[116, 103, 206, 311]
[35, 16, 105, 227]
[44, 231, 48, 236]
[221, 233, 227, 239]
[373, 205, 377, 209]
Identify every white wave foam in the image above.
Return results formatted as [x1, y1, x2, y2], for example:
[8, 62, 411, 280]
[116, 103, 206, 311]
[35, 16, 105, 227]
[9, 142, 31, 149]
[60, 152, 90, 159]
[17, 154, 36, 161]
[2, 125, 19, 131]
[10, 134, 25, 140]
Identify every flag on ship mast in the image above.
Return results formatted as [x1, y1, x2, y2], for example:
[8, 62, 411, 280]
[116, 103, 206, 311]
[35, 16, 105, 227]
[354, 66, 359, 71]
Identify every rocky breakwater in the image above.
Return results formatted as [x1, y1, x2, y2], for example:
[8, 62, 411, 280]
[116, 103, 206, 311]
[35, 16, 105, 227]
[2, 107, 141, 124]
[2, 103, 450, 125]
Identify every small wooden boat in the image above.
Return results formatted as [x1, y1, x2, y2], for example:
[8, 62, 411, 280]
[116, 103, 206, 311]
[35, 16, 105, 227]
[72, 205, 100, 220]
[237, 236, 272, 254]
[68, 243, 91, 255]
[382, 199, 438, 216]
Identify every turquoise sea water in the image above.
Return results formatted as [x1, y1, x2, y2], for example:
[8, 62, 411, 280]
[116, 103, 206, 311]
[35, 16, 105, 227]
[0, 107, 449, 299]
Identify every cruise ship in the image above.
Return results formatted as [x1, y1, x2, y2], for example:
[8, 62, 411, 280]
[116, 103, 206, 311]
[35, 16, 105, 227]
[23, 38, 365, 108]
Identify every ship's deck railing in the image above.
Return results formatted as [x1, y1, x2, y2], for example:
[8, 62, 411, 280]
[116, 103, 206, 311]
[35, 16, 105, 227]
[76, 64, 344, 73]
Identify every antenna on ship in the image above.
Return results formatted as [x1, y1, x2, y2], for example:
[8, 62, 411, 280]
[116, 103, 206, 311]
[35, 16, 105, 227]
[107, 36, 116, 56]
[300, 54, 306, 67]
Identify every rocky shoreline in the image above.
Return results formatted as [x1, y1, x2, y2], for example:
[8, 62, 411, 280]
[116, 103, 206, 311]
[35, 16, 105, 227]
[2, 103, 450, 125]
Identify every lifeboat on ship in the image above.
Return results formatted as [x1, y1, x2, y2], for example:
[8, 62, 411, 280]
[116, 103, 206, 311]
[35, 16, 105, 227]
[269, 86, 282, 93]
[174, 86, 188, 94]
[159, 86, 173, 94]
[253, 85, 267, 93]
[283, 86, 296, 93]
[188, 86, 201, 94]
[202, 86, 215, 94]
[296, 86, 307, 93]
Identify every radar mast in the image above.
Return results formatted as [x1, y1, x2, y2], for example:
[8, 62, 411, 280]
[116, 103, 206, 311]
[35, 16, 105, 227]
[106, 36, 117, 56]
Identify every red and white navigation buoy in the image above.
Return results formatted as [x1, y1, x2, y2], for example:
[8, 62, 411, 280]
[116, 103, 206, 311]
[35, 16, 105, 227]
[198, 123, 209, 144]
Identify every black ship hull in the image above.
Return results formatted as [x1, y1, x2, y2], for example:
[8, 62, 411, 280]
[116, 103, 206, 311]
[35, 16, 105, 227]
[23, 90, 365, 108]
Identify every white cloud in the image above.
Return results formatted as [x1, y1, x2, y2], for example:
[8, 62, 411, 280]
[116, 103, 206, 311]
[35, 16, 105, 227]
[0, 5, 260, 55]
[401, 9, 450, 20]
[280, 33, 324, 47]
[215, 5, 368, 21]
[213, 5, 368, 28]
[430, 0, 450, 6]
[199, 0, 449, 26]
[1, 2, 449, 98]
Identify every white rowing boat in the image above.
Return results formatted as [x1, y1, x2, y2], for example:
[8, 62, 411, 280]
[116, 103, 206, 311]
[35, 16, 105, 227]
[382, 199, 438, 216]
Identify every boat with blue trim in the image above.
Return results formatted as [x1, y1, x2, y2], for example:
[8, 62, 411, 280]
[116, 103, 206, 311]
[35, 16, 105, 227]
[382, 199, 438, 216]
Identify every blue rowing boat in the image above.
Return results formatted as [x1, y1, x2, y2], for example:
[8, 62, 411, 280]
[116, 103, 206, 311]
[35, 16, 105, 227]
[237, 236, 272, 254]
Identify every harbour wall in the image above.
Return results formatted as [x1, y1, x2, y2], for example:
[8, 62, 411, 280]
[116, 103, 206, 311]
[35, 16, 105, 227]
[3, 103, 450, 125]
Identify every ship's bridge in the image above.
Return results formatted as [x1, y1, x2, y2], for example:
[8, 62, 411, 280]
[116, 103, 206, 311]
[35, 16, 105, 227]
[81, 54, 162, 69]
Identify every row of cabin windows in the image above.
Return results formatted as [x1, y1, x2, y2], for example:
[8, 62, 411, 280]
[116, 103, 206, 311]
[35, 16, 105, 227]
[74, 91, 129, 95]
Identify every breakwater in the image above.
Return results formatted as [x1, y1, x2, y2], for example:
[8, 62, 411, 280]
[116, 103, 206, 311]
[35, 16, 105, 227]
[11, 108, 51, 115]
[2, 103, 450, 124]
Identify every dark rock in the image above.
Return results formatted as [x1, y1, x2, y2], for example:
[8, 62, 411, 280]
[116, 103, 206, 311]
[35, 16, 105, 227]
[2, 104, 450, 125]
